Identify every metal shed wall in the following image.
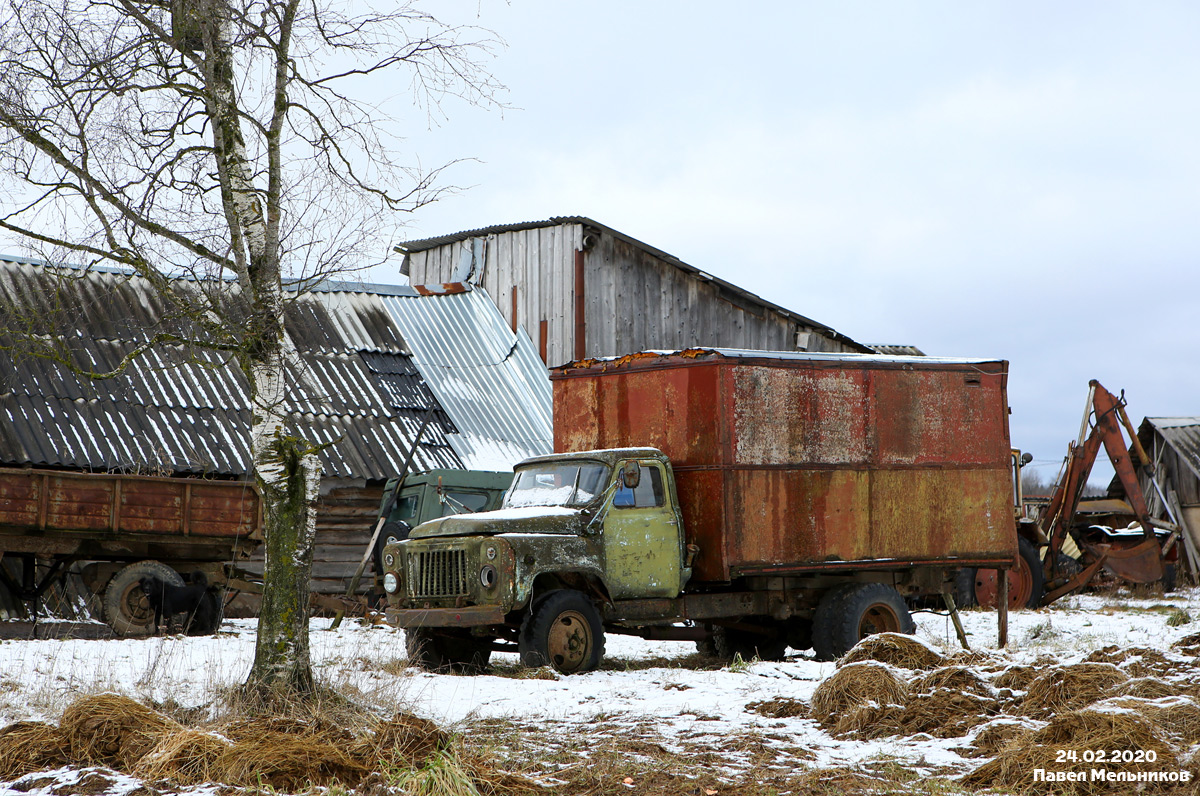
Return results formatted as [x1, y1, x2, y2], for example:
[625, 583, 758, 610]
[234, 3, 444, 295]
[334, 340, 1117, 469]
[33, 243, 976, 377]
[405, 225, 579, 365]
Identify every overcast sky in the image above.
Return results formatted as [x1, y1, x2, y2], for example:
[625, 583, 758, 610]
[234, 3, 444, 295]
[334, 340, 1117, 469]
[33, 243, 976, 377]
[365, 2, 1200, 486]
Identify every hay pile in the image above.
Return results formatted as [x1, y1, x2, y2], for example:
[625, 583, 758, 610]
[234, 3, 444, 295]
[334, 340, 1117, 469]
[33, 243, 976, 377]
[962, 708, 1178, 795]
[0, 694, 458, 792]
[965, 718, 1039, 758]
[1019, 663, 1128, 719]
[911, 665, 993, 697]
[60, 693, 182, 770]
[831, 702, 908, 738]
[902, 689, 1000, 738]
[993, 664, 1037, 690]
[132, 729, 232, 786]
[1096, 696, 1200, 744]
[746, 697, 807, 719]
[810, 662, 908, 728]
[0, 721, 72, 780]
[838, 633, 945, 670]
[1116, 677, 1185, 700]
[1085, 645, 1176, 678]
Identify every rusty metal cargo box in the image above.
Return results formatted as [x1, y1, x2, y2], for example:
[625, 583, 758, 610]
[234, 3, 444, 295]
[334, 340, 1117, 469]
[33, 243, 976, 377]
[553, 349, 1017, 582]
[0, 468, 261, 557]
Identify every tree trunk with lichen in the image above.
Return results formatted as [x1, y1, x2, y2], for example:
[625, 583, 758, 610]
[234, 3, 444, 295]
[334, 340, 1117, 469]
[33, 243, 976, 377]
[249, 362, 321, 694]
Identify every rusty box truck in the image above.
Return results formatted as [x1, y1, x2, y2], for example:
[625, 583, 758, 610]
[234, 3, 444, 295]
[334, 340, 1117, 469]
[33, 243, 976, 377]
[382, 349, 1019, 672]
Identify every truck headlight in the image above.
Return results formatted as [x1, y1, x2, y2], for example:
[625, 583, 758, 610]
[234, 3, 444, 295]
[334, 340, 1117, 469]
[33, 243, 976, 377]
[479, 565, 497, 589]
[383, 572, 399, 593]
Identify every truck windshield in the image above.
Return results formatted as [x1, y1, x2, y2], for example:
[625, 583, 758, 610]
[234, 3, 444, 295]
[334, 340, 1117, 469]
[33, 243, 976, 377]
[505, 463, 610, 509]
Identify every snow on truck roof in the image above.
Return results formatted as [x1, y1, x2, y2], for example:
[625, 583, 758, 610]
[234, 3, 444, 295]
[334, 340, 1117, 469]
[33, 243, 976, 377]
[553, 347, 1005, 371]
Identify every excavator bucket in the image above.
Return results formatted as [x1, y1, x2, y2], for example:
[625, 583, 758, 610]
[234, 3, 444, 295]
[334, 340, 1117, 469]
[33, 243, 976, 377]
[1079, 537, 1165, 584]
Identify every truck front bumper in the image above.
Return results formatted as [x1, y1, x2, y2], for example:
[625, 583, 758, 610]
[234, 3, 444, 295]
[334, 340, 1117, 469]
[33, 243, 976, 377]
[386, 605, 506, 628]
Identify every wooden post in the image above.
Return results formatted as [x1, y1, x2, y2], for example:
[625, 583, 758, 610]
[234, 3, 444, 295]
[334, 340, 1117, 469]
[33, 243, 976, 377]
[997, 568, 1009, 648]
[941, 590, 971, 651]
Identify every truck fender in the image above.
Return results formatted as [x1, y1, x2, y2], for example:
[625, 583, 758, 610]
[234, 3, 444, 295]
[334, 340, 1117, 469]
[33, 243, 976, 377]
[522, 570, 610, 612]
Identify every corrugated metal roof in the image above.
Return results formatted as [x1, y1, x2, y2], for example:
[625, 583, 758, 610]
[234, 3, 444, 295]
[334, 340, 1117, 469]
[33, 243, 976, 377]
[1145, 417, 1200, 482]
[380, 286, 553, 470]
[0, 258, 461, 480]
[868, 344, 927, 356]
[395, 217, 868, 351]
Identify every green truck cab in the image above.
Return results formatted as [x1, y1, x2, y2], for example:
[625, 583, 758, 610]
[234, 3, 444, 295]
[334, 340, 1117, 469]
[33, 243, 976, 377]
[371, 469, 513, 585]
[381, 448, 692, 672]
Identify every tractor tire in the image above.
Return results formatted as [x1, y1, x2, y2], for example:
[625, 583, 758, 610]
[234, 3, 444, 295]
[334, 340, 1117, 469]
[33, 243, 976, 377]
[518, 590, 604, 674]
[958, 537, 1046, 610]
[103, 561, 184, 637]
[405, 628, 491, 673]
[816, 583, 915, 660]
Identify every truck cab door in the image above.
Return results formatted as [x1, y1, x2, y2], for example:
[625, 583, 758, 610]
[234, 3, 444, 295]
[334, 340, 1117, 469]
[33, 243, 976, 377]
[601, 460, 684, 599]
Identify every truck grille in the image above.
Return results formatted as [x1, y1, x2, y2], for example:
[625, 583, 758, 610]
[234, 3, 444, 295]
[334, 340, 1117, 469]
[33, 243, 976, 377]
[408, 548, 469, 598]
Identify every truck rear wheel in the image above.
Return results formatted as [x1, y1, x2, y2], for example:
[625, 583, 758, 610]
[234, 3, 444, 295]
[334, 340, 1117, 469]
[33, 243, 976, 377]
[519, 590, 604, 674]
[813, 583, 915, 660]
[103, 561, 185, 637]
[405, 628, 491, 673]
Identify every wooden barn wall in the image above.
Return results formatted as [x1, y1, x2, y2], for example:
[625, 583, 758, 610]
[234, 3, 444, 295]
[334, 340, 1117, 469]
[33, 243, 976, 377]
[407, 223, 857, 362]
[241, 479, 384, 595]
[584, 234, 859, 355]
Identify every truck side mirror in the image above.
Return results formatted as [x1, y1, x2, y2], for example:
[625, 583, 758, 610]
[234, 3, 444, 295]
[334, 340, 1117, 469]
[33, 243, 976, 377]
[1020, 452, 1033, 466]
[622, 461, 641, 489]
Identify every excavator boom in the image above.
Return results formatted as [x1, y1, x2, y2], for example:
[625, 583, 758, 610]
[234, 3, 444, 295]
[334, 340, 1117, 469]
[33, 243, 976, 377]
[1039, 380, 1164, 605]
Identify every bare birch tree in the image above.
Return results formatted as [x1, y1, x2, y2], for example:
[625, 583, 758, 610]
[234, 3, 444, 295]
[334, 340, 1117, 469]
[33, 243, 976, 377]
[0, 0, 500, 697]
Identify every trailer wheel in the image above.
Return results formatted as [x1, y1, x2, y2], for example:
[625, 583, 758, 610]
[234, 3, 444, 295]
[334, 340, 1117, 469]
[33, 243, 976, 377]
[405, 628, 491, 673]
[103, 561, 184, 637]
[816, 583, 915, 660]
[963, 537, 1045, 610]
[518, 590, 604, 674]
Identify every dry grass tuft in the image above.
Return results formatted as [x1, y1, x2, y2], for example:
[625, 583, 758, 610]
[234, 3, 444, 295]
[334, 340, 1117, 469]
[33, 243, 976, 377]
[0, 721, 72, 780]
[213, 729, 368, 790]
[911, 665, 993, 697]
[810, 662, 908, 727]
[993, 664, 1037, 690]
[1019, 662, 1129, 719]
[59, 693, 182, 770]
[132, 728, 232, 786]
[962, 708, 1178, 795]
[966, 718, 1039, 758]
[353, 711, 450, 767]
[837, 632, 945, 670]
[746, 697, 806, 719]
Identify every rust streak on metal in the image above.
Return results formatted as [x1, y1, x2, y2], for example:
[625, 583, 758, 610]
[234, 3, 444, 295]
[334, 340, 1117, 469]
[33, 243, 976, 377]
[573, 249, 586, 360]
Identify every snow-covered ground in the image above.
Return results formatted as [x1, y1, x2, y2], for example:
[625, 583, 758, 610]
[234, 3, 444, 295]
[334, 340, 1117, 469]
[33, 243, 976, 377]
[2, 586, 1199, 793]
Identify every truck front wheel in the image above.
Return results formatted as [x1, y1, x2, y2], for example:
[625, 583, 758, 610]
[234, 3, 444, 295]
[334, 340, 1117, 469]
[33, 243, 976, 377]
[519, 590, 605, 674]
[813, 583, 915, 660]
[405, 628, 491, 673]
